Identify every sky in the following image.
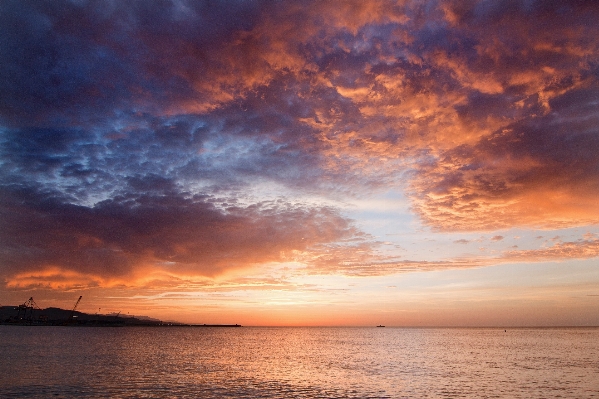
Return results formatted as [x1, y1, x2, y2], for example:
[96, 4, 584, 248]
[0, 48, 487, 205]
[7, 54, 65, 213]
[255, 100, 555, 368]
[1, 0, 598, 326]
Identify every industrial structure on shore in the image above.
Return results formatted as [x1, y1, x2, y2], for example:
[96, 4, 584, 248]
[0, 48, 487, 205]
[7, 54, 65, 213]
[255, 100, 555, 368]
[0, 297, 241, 327]
[1, 296, 169, 326]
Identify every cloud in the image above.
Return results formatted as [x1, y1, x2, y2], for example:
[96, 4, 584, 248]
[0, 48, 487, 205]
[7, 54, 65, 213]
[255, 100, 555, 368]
[491, 236, 504, 242]
[298, 236, 599, 277]
[501, 238, 599, 263]
[1, 0, 599, 292]
[410, 86, 599, 231]
[0, 183, 361, 287]
[5, 178, 598, 288]
[0, 0, 267, 125]
[403, 2, 599, 231]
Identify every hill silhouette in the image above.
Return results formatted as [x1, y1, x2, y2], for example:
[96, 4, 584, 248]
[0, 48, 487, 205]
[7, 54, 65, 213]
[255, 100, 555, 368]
[0, 304, 177, 326]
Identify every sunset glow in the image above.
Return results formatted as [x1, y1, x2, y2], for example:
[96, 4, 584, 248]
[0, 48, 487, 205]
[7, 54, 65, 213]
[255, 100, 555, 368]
[1, 0, 598, 326]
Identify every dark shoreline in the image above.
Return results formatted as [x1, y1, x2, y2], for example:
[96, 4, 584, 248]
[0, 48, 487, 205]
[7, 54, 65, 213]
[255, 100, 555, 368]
[0, 305, 240, 327]
[0, 322, 242, 327]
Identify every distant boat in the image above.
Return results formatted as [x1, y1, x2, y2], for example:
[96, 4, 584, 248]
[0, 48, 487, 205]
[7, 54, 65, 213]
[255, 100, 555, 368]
[377, 325, 385, 327]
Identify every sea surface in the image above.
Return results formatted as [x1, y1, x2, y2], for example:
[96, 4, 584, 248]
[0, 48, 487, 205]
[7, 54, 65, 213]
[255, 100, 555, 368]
[0, 326, 598, 398]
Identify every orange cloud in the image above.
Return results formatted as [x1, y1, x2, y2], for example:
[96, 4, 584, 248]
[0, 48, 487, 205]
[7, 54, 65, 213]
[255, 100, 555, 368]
[296, 236, 599, 277]
[501, 238, 599, 263]
[6, 267, 105, 290]
[409, 96, 599, 231]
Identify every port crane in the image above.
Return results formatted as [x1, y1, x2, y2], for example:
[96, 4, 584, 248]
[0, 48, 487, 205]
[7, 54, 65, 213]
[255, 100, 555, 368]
[67, 296, 82, 324]
[16, 297, 41, 323]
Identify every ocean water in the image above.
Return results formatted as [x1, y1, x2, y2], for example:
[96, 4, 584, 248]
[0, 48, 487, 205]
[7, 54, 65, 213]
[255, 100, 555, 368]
[0, 326, 597, 398]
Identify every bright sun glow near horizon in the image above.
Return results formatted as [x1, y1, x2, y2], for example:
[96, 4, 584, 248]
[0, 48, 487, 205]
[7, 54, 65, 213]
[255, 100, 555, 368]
[1, 0, 598, 326]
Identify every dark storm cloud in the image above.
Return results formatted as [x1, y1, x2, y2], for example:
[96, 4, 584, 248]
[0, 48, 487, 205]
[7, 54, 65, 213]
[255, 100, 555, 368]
[0, 182, 358, 284]
[0, 127, 94, 175]
[0, 0, 263, 125]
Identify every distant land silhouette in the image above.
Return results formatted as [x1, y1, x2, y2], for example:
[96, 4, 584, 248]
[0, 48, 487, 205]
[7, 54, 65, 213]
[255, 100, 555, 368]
[0, 304, 179, 326]
[0, 303, 241, 327]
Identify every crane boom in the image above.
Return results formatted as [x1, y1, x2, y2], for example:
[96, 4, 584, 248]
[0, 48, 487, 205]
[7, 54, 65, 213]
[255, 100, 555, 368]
[67, 296, 82, 323]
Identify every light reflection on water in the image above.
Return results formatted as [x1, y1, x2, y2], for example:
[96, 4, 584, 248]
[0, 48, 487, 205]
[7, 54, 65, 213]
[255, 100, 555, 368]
[1, 326, 598, 398]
